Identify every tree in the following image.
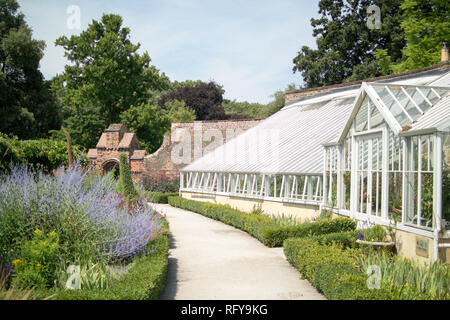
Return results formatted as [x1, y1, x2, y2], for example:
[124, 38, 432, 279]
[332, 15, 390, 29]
[292, 0, 405, 88]
[163, 100, 196, 130]
[55, 14, 169, 146]
[120, 103, 170, 153]
[158, 81, 227, 120]
[0, 0, 61, 138]
[378, 0, 449, 73]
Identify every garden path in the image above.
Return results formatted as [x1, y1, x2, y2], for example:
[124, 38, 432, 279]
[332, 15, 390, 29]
[155, 203, 325, 300]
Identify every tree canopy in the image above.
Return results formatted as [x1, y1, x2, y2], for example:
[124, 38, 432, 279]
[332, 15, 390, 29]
[292, 0, 405, 88]
[159, 81, 227, 120]
[0, 0, 61, 139]
[54, 13, 170, 147]
[376, 0, 450, 74]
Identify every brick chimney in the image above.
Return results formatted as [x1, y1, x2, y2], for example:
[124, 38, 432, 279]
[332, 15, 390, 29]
[442, 42, 449, 62]
[105, 124, 128, 149]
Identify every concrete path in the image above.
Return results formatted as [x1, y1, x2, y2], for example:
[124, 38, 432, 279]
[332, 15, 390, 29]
[155, 204, 325, 300]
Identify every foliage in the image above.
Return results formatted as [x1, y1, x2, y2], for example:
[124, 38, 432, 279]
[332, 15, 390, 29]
[359, 225, 387, 242]
[0, 0, 61, 139]
[45, 221, 170, 300]
[53, 13, 169, 148]
[357, 251, 449, 299]
[318, 210, 333, 221]
[117, 153, 139, 201]
[386, 0, 449, 73]
[163, 100, 197, 128]
[292, 0, 405, 87]
[0, 133, 88, 173]
[222, 100, 269, 119]
[168, 196, 356, 247]
[0, 164, 162, 268]
[141, 174, 180, 193]
[272, 213, 303, 226]
[283, 237, 394, 299]
[145, 191, 179, 204]
[12, 229, 60, 289]
[120, 103, 170, 153]
[159, 81, 227, 120]
[222, 83, 296, 119]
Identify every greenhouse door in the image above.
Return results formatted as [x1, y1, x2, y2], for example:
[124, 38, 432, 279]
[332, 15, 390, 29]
[353, 133, 384, 217]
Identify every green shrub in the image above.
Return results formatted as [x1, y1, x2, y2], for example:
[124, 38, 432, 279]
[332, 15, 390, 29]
[12, 229, 60, 289]
[168, 196, 356, 247]
[141, 173, 180, 193]
[359, 225, 387, 242]
[117, 153, 138, 201]
[145, 191, 179, 204]
[283, 238, 394, 299]
[0, 133, 87, 173]
[259, 218, 356, 247]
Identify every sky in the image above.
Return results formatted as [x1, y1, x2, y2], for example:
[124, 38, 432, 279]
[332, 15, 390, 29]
[18, 0, 320, 104]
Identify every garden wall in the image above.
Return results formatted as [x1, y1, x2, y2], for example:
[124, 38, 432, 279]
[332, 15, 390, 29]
[145, 120, 261, 180]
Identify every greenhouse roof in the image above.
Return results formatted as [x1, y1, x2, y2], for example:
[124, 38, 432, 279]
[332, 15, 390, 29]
[182, 68, 450, 175]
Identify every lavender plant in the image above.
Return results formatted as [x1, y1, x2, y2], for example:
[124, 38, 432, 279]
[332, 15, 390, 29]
[0, 164, 162, 271]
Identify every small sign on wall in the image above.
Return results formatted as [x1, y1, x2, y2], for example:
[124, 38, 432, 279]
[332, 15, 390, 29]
[416, 236, 429, 258]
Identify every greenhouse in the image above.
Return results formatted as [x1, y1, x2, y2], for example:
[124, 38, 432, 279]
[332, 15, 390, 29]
[179, 66, 450, 263]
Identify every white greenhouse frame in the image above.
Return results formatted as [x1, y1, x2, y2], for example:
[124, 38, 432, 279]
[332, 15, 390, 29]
[179, 77, 450, 262]
[323, 82, 450, 261]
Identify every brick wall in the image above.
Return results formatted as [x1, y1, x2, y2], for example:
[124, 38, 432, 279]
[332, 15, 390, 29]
[144, 119, 261, 179]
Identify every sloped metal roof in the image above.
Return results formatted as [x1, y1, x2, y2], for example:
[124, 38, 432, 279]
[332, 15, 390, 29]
[182, 92, 355, 175]
[182, 68, 450, 175]
[407, 94, 450, 133]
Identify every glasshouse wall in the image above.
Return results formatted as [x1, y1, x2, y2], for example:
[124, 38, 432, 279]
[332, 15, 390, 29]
[180, 171, 323, 220]
[323, 84, 450, 263]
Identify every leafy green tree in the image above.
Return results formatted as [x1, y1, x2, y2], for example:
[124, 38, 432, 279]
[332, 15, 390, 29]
[158, 81, 226, 120]
[0, 0, 61, 138]
[120, 103, 170, 153]
[292, 0, 405, 87]
[55, 14, 169, 147]
[163, 100, 196, 130]
[378, 0, 449, 73]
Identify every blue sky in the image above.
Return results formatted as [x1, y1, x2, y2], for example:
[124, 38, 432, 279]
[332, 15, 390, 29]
[18, 0, 320, 104]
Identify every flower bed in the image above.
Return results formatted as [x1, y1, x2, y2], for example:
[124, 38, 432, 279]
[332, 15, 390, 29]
[168, 196, 356, 247]
[0, 164, 168, 299]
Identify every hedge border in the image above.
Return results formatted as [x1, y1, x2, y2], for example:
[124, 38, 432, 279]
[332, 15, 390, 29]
[145, 192, 179, 204]
[168, 196, 356, 247]
[283, 237, 395, 300]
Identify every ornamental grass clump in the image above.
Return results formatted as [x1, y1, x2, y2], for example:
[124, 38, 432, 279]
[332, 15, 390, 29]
[0, 164, 163, 289]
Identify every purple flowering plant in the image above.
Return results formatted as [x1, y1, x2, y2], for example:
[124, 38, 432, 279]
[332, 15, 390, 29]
[0, 164, 163, 267]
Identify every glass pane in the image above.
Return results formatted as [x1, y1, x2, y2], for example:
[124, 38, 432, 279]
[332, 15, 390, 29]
[369, 100, 384, 129]
[342, 171, 351, 210]
[420, 172, 433, 228]
[388, 173, 403, 222]
[355, 97, 369, 132]
[443, 134, 450, 230]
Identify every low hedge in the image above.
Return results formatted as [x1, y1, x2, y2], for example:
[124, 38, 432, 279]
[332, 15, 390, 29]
[145, 191, 179, 204]
[283, 237, 394, 300]
[168, 196, 356, 247]
[30, 221, 170, 300]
